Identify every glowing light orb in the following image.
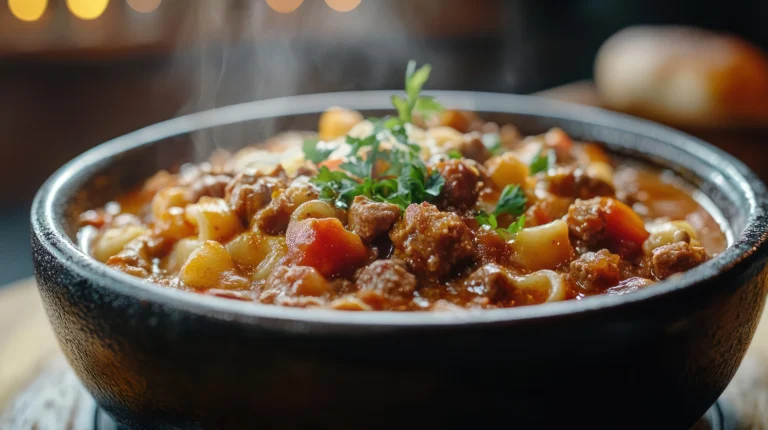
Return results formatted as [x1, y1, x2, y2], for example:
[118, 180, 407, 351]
[265, 0, 304, 14]
[324, 0, 361, 12]
[8, 0, 48, 22]
[127, 0, 161, 14]
[66, 0, 110, 20]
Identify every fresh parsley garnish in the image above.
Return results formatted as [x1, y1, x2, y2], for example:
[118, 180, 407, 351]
[447, 150, 462, 159]
[494, 184, 527, 217]
[391, 60, 444, 123]
[529, 148, 555, 174]
[475, 184, 528, 238]
[302, 138, 335, 164]
[475, 213, 527, 239]
[309, 60, 445, 210]
[481, 133, 502, 155]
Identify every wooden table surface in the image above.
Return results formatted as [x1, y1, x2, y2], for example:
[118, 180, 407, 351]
[2, 81, 768, 428]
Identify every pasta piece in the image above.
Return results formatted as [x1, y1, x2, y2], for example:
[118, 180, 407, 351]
[585, 161, 615, 187]
[426, 126, 464, 150]
[154, 207, 195, 240]
[318, 107, 364, 141]
[512, 220, 572, 271]
[513, 270, 567, 304]
[179, 240, 246, 290]
[643, 220, 700, 255]
[226, 231, 286, 270]
[485, 152, 530, 188]
[251, 238, 288, 282]
[290, 200, 340, 223]
[151, 186, 194, 220]
[185, 197, 241, 242]
[92, 225, 147, 262]
[166, 238, 203, 272]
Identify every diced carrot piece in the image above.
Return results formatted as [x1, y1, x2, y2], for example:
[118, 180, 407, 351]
[286, 218, 368, 277]
[318, 158, 343, 171]
[604, 198, 650, 250]
[438, 110, 476, 133]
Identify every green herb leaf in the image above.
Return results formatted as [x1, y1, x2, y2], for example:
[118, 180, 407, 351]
[391, 95, 410, 123]
[504, 214, 526, 236]
[424, 169, 445, 198]
[310, 60, 446, 211]
[302, 138, 335, 164]
[406, 61, 431, 101]
[414, 95, 444, 119]
[481, 133, 502, 155]
[475, 211, 498, 230]
[447, 150, 462, 159]
[494, 184, 527, 217]
[312, 166, 363, 209]
[529, 148, 555, 175]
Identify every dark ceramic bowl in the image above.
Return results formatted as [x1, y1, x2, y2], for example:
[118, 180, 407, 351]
[32, 91, 768, 429]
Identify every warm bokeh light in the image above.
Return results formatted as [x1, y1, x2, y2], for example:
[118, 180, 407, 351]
[126, 0, 161, 13]
[265, 0, 304, 14]
[66, 0, 109, 20]
[324, 0, 361, 12]
[8, 0, 47, 22]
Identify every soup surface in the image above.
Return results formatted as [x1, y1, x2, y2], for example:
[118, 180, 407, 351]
[78, 63, 726, 311]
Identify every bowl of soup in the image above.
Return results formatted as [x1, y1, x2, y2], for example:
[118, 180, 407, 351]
[31, 84, 768, 428]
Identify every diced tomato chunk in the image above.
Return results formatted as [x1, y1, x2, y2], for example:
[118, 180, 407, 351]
[286, 218, 368, 277]
[603, 198, 650, 251]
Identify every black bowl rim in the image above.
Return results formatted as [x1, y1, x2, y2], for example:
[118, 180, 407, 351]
[31, 90, 768, 327]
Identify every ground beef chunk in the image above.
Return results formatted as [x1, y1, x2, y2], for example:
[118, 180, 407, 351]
[389, 202, 475, 279]
[650, 241, 709, 280]
[525, 194, 574, 226]
[436, 159, 483, 210]
[255, 178, 319, 234]
[355, 259, 417, 309]
[461, 264, 514, 302]
[569, 250, 621, 294]
[106, 237, 153, 278]
[546, 166, 614, 200]
[226, 171, 288, 225]
[259, 266, 333, 307]
[459, 133, 492, 163]
[347, 196, 402, 243]
[566, 198, 608, 246]
[189, 174, 233, 200]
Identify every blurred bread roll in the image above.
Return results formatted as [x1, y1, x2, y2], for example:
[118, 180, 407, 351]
[595, 25, 768, 127]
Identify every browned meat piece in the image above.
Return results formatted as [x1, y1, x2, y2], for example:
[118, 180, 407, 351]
[106, 238, 152, 278]
[461, 264, 514, 301]
[525, 194, 574, 226]
[190, 174, 233, 200]
[435, 159, 483, 210]
[355, 259, 417, 309]
[389, 202, 474, 279]
[255, 178, 319, 234]
[566, 198, 608, 246]
[565, 197, 649, 257]
[474, 228, 511, 265]
[347, 196, 401, 243]
[259, 266, 333, 306]
[650, 241, 709, 280]
[569, 250, 621, 294]
[546, 166, 615, 200]
[224, 165, 288, 196]
[459, 133, 492, 163]
[226, 173, 288, 225]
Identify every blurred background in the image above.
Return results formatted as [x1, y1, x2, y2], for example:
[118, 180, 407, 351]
[1, 0, 767, 285]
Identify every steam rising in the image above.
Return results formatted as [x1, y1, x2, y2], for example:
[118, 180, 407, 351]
[171, 1, 463, 162]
